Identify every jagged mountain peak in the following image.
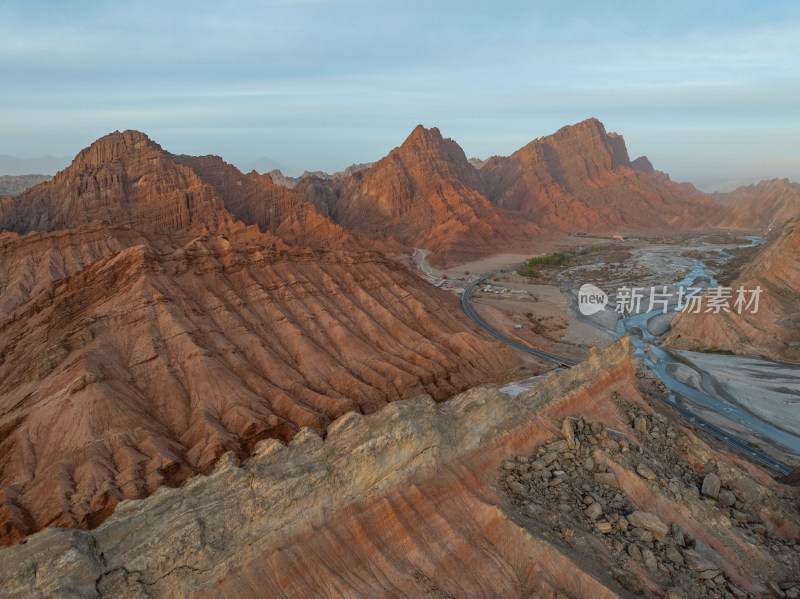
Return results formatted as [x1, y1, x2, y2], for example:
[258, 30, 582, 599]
[72, 129, 164, 166]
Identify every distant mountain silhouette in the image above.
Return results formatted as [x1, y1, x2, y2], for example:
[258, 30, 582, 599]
[0, 153, 70, 176]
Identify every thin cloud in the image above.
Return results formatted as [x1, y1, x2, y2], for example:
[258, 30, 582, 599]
[0, 0, 798, 183]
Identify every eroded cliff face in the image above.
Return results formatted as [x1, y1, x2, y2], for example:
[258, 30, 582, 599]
[713, 178, 800, 230]
[293, 119, 726, 267]
[0, 131, 358, 257]
[0, 131, 233, 236]
[479, 118, 717, 231]
[172, 154, 354, 250]
[664, 220, 800, 361]
[328, 125, 538, 267]
[1, 337, 796, 598]
[0, 224, 180, 320]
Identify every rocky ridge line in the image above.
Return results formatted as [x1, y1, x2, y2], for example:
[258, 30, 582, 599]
[0, 336, 637, 597]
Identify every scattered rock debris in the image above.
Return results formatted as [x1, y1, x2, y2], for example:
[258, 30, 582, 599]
[500, 398, 800, 599]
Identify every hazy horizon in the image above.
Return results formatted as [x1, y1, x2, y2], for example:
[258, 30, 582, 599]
[0, 123, 796, 194]
[2, 1, 799, 187]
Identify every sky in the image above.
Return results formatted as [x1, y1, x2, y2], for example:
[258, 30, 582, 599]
[1, 0, 799, 189]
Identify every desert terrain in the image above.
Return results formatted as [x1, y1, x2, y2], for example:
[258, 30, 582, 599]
[0, 120, 798, 599]
[4, 0, 800, 595]
[426, 234, 800, 473]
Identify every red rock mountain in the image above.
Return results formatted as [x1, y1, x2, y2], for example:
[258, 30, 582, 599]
[172, 154, 353, 249]
[713, 178, 800, 230]
[293, 119, 725, 267]
[0, 132, 516, 545]
[325, 125, 538, 266]
[0, 131, 232, 236]
[478, 119, 718, 231]
[0, 130, 350, 251]
[664, 220, 800, 361]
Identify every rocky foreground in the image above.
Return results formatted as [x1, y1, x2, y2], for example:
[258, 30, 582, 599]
[1, 336, 797, 598]
[501, 409, 800, 598]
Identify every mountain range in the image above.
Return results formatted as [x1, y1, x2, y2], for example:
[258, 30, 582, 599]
[291, 118, 790, 266]
[4, 120, 797, 267]
[0, 175, 52, 197]
[0, 118, 797, 548]
[0, 154, 70, 177]
[0, 128, 515, 545]
[713, 178, 800, 231]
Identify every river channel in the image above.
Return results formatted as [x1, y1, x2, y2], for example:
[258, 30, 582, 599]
[563, 238, 800, 467]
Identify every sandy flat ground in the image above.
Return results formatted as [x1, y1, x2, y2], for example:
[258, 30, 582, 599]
[443, 253, 531, 278]
[441, 233, 601, 276]
[468, 278, 613, 370]
[425, 247, 621, 359]
[475, 281, 613, 349]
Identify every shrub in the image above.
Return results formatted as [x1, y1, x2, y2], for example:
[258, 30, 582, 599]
[517, 266, 540, 278]
[526, 252, 569, 267]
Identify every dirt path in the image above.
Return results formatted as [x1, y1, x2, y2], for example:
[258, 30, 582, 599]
[411, 247, 443, 280]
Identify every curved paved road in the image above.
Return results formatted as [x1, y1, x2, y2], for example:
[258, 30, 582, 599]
[461, 270, 793, 477]
[461, 274, 578, 367]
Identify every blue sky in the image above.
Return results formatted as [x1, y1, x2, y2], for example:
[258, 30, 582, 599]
[1, 0, 798, 189]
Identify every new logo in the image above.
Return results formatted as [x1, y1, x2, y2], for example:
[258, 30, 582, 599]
[578, 283, 608, 315]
